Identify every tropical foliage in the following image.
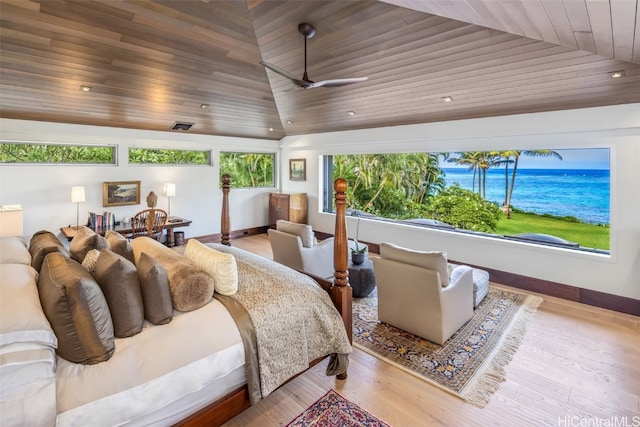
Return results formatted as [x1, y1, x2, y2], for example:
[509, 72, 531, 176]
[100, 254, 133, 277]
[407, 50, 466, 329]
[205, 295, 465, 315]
[1, 142, 115, 164]
[428, 185, 502, 232]
[333, 153, 444, 218]
[128, 148, 210, 165]
[219, 152, 274, 188]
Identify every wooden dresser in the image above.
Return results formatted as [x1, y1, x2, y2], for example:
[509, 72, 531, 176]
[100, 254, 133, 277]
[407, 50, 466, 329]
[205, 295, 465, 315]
[269, 193, 307, 227]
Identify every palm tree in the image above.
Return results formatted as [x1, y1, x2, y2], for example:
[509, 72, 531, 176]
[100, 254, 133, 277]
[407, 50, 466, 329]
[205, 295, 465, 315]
[476, 152, 502, 198]
[498, 150, 518, 207]
[448, 151, 500, 198]
[415, 153, 445, 203]
[448, 152, 481, 193]
[504, 149, 563, 218]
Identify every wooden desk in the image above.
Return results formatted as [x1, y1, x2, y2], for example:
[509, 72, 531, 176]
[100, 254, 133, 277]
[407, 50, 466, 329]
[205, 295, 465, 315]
[60, 218, 192, 247]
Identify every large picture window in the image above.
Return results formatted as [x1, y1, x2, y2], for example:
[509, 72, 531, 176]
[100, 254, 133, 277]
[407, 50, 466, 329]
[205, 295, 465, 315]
[219, 152, 275, 188]
[1, 142, 115, 164]
[324, 148, 610, 253]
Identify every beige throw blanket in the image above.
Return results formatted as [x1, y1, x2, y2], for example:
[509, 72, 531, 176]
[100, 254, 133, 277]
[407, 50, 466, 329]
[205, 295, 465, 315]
[208, 244, 352, 403]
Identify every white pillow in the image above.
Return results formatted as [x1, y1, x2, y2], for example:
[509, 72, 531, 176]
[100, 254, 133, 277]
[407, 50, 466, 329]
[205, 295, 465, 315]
[0, 237, 30, 265]
[276, 220, 315, 248]
[183, 239, 238, 295]
[379, 242, 450, 287]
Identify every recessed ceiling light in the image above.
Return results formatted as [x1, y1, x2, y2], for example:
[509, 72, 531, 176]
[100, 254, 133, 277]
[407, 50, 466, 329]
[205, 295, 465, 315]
[610, 70, 625, 79]
[347, 110, 356, 116]
[80, 85, 92, 92]
[441, 96, 453, 102]
[200, 104, 209, 109]
[269, 127, 274, 131]
[286, 120, 293, 124]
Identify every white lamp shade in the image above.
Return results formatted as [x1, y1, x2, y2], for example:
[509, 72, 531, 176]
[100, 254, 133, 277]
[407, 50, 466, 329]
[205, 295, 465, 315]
[71, 186, 86, 203]
[163, 183, 176, 197]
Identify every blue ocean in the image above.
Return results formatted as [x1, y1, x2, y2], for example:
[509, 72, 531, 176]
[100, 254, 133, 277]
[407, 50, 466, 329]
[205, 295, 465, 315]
[441, 168, 610, 224]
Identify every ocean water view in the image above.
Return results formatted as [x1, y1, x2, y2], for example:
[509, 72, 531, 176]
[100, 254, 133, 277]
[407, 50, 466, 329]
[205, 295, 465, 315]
[441, 168, 610, 225]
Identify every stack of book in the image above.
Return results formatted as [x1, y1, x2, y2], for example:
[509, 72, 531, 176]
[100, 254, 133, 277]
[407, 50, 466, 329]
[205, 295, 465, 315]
[87, 211, 116, 230]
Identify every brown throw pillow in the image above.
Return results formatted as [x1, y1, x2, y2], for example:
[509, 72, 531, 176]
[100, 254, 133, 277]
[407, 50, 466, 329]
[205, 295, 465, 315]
[131, 237, 214, 312]
[37, 252, 115, 364]
[105, 230, 134, 263]
[153, 252, 215, 312]
[29, 230, 70, 272]
[136, 252, 173, 325]
[70, 226, 109, 263]
[93, 250, 144, 338]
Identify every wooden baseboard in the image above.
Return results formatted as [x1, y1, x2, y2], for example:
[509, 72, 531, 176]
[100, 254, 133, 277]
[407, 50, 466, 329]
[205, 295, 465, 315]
[196, 226, 269, 244]
[454, 262, 639, 317]
[316, 231, 638, 316]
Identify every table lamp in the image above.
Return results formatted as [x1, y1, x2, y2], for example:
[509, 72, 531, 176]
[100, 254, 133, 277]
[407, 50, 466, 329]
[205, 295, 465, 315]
[70, 186, 86, 230]
[163, 183, 175, 218]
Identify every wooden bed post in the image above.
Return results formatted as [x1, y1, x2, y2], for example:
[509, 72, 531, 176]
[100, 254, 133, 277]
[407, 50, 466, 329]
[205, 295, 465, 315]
[332, 178, 353, 353]
[221, 174, 231, 246]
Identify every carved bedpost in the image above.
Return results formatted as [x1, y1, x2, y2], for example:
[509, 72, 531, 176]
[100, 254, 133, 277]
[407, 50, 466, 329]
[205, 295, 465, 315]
[221, 174, 231, 246]
[332, 178, 353, 362]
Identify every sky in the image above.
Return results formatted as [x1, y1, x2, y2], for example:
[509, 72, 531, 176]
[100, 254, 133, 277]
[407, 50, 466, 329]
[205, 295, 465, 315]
[440, 148, 610, 170]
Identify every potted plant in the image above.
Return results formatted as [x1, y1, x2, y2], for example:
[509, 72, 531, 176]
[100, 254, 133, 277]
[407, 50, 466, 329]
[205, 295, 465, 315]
[350, 211, 367, 265]
[351, 240, 367, 265]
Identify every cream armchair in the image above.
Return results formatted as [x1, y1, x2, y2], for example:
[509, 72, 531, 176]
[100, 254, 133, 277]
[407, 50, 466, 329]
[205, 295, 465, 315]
[372, 242, 474, 345]
[268, 220, 359, 279]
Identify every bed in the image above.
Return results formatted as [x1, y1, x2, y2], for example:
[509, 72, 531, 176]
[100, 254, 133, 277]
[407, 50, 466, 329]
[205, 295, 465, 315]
[174, 175, 354, 426]
[0, 177, 353, 426]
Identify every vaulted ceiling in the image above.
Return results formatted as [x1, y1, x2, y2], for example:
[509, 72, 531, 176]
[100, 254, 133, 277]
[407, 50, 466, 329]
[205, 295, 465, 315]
[1, 0, 639, 141]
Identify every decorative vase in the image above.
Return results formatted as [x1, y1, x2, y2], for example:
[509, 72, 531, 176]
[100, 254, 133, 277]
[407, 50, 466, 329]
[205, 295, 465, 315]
[351, 252, 365, 265]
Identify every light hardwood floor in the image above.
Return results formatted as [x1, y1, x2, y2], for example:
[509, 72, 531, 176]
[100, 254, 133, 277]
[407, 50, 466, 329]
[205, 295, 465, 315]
[224, 234, 639, 426]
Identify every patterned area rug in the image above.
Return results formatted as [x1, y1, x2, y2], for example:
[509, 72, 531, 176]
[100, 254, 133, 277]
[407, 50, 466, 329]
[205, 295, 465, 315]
[286, 389, 390, 427]
[354, 286, 542, 407]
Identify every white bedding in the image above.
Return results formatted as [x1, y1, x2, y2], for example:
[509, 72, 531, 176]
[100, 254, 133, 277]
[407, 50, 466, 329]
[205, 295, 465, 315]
[55, 298, 245, 426]
[0, 263, 58, 427]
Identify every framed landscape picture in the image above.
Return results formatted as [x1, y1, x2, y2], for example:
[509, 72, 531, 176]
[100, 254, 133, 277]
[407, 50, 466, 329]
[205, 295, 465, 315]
[289, 158, 306, 181]
[103, 181, 141, 207]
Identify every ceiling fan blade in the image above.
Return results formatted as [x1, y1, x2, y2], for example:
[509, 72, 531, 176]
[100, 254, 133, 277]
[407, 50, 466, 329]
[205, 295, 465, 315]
[305, 77, 368, 89]
[260, 61, 311, 88]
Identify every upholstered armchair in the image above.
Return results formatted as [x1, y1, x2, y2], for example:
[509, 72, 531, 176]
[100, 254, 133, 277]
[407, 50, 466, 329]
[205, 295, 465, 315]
[372, 242, 474, 345]
[268, 220, 360, 279]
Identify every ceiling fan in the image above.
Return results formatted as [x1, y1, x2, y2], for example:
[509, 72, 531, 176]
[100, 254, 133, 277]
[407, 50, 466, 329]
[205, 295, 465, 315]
[260, 23, 368, 90]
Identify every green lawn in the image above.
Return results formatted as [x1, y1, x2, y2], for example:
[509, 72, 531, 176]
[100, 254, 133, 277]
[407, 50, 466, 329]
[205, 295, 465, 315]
[495, 211, 610, 251]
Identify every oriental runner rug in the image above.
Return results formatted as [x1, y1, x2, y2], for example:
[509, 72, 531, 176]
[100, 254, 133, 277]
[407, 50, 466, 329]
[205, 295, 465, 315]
[286, 389, 391, 427]
[353, 286, 542, 407]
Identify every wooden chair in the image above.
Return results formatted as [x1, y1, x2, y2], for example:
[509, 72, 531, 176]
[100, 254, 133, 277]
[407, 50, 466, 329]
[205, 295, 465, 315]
[128, 208, 168, 241]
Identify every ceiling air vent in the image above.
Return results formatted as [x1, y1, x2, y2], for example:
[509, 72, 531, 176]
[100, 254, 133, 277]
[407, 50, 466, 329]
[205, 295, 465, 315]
[170, 121, 194, 131]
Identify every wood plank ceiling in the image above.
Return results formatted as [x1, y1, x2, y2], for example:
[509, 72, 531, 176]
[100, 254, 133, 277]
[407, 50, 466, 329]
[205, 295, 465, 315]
[1, 0, 639, 141]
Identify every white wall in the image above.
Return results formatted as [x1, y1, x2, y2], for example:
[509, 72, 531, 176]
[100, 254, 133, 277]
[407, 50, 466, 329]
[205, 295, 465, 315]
[0, 119, 280, 241]
[2, 105, 638, 301]
[279, 104, 640, 300]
